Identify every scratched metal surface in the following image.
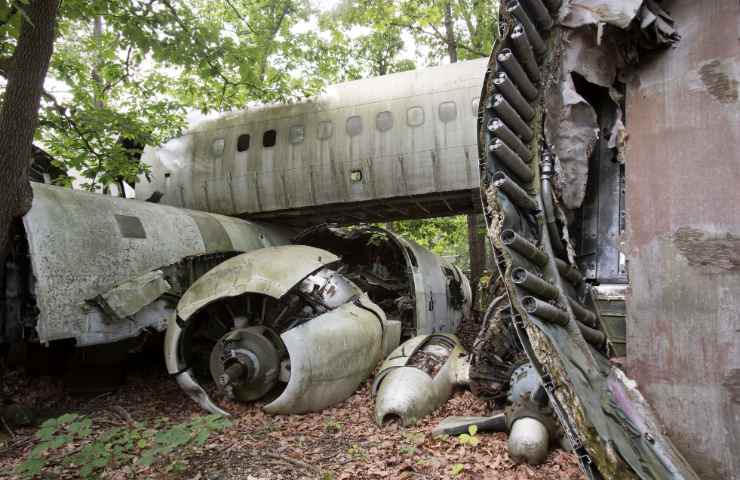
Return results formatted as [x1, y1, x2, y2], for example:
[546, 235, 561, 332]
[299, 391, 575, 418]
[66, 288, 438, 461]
[625, 0, 740, 477]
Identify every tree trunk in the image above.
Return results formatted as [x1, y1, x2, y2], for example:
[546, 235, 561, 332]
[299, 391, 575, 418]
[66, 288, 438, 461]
[443, 2, 458, 63]
[467, 214, 484, 310]
[443, 1, 483, 309]
[0, 0, 60, 260]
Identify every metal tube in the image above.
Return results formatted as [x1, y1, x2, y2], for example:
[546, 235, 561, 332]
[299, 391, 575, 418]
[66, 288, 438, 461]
[576, 319, 606, 346]
[508, 2, 546, 56]
[520, 0, 554, 30]
[494, 72, 534, 121]
[492, 94, 533, 142]
[492, 171, 538, 211]
[541, 152, 565, 256]
[567, 297, 597, 327]
[487, 118, 532, 162]
[490, 139, 533, 183]
[512, 267, 559, 300]
[511, 25, 540, 83]
[497, 49, 538, 100]
[501, 230, 548, 267]
[555, 258, 584, 286]
[521, 296, 569, 326]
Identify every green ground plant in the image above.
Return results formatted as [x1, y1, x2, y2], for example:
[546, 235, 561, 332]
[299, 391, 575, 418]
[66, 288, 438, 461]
[16, 412, 231, 479]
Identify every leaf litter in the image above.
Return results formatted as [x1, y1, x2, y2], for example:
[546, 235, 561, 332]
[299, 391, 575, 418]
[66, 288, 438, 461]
[0, 365, 584, 479]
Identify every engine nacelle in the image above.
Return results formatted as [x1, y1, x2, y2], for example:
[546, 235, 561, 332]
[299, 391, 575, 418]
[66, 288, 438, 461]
[166, 245, 401, 415]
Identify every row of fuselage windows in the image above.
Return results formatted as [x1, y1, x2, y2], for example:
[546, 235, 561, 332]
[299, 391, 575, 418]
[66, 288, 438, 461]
[214, 98, 479, 156]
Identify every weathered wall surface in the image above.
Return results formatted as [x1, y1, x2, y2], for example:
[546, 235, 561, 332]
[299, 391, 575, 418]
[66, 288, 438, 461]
[625, 0, 740, 478]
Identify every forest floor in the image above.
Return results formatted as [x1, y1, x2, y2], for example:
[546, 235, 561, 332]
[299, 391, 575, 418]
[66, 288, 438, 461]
[0, 361, 584, 480]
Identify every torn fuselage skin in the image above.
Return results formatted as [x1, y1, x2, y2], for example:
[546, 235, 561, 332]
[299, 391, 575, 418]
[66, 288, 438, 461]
[0, 183, 292, 357]
[294, 224, 472, 340]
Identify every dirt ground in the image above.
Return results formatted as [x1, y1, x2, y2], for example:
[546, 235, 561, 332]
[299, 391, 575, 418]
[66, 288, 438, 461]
[0, 361, 585, 480]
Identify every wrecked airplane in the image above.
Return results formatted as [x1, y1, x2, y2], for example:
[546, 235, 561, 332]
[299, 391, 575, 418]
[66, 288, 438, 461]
[4, 0, 734, 477]
[1, 183, 472, 415]
[0, 182, 291, 349]
[166, 225, 473, 415]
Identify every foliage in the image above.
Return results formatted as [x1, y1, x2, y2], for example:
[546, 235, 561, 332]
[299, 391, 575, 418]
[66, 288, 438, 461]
[347, 443, 367, 460]
[2, 0, 499, 193]
[2, 0, 350, 190]
[389, 215, 470, 269]
[399, 430, 426, 455]
[16, 412, 231, 479]
[457, 424, 480, 447]
[326, 0, 499, 66]
[451, 462, 465, 475]
[324, 417, 343, 432]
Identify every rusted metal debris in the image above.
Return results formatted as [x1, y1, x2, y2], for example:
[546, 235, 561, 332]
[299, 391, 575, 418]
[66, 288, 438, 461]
[474, 0, 700, 478]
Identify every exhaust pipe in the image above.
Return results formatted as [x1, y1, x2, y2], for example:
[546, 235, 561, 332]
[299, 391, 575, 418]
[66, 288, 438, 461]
[508, 2, 546, 56]
[494, 72, 534, 121]
[497, 49, 538, 100]
[490, 138, 534, 183]
[491, 94, 534, 142]
[487, 118, 532, 162]
[511, 25, 540, 83]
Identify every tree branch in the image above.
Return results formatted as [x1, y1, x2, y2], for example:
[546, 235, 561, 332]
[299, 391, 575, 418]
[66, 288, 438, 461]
[41, 89, 108, 187]
[387, 19, 488, 58]
[223, 0, 258, 35]
[157, 0, 263, 97]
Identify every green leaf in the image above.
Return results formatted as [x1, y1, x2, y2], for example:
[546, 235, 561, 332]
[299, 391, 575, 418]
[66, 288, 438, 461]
[468, 425, 478, 436]
[17, 456, 46, 476]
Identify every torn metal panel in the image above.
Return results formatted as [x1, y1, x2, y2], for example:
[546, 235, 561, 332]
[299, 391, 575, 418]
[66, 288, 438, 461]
[264, 293, 385, 414]
[177, 245, 338, 322]
[559, 0, 643, 29]
[544, 72, 598, 210]
[294, 224, 472, 339]
[637, 1, 681, 48]
[93, 270, 171, 322]
[20, 183, 291, 346]
[545, 27, 625, 211]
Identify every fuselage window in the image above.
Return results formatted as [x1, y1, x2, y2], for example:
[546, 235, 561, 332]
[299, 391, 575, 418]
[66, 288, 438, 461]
[346, 115, 363, 137]
[289, 125, 305, 144]
[471, 97, 480, 116]
[376, 111, 394, 132]
[237, 134, 250, 152]
[263, 129, 277, 148]
[407, 106, 424, 127]
[438, 101, 457, 123]
[317, 120, 333, 140]
[211, 138, 225, 157]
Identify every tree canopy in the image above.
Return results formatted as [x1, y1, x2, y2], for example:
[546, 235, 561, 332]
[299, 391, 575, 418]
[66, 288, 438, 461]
[1, 0, 498, 191]
[0, 0, 498, 267]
